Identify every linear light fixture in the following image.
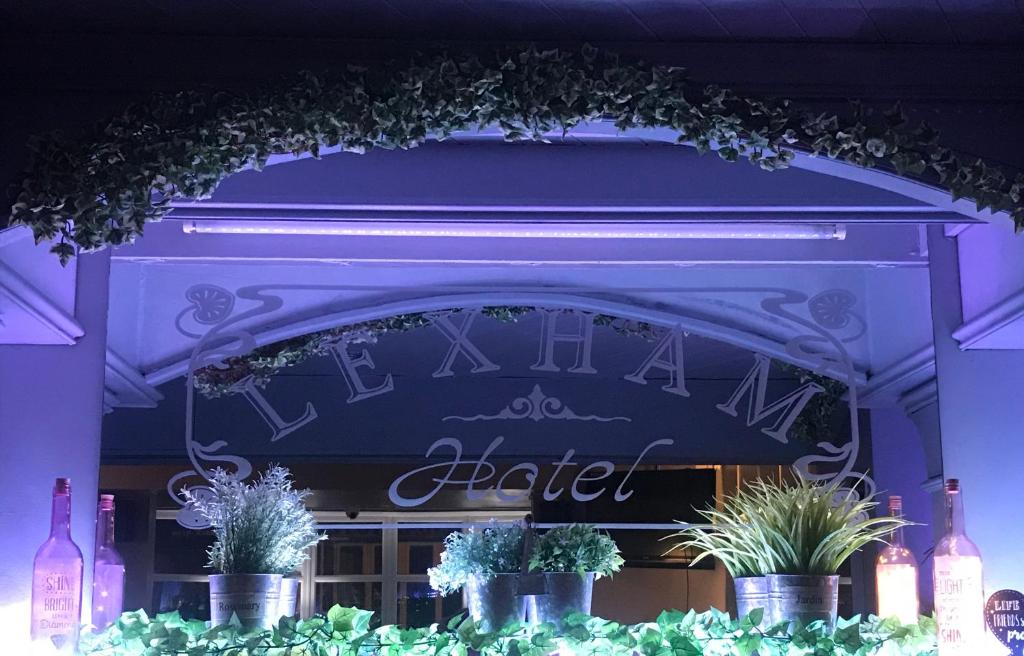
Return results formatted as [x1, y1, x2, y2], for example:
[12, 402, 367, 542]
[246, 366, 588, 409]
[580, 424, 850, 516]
[182, 220, 847, 240]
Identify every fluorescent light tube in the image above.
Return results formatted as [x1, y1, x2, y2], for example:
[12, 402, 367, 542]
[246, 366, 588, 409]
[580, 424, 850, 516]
[182, 220, 846, 240]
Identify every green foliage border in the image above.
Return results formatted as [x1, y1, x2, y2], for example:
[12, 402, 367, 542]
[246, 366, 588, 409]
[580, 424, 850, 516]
[80, 606, 939, 656]
[7, 46, 1024, 263]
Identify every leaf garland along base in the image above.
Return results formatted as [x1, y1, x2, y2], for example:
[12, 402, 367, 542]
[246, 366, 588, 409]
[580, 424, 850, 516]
[192, 306, 843, 445]
[78, 606, 940, 656]
[7, 46, 1024, 264]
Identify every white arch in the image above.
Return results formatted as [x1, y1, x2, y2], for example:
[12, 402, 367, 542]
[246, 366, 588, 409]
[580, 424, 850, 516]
[248, 120, 1005, 226]
[144, 288, 867, 388]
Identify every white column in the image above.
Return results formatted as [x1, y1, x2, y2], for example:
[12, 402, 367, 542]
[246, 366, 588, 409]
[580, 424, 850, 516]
[927, 224, 1024, 594]
[0, 250, 110, 646]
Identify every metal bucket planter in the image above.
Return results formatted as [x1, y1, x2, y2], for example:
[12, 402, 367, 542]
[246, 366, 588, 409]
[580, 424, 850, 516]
[277, 577, 301, 620]
[527, 573, 594, 630]
[766, 574, 839, 630]
[209, 573, 283, 630]
[733, 577, 769, 623]
[465, 574, 527, 632]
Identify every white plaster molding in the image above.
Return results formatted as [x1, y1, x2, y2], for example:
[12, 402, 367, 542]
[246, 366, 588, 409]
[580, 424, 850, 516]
[859, 345, 937, 412]
[105, 348, 164, 409]
[247, 122, 996, 225]
[169, 201, 965, 225]
[0, 226, 31, 248]
[900, 378, 939, 415]
[952, 289, 1024, 349]
[0, 261, 83, 344]
[944, 223, 976, 238]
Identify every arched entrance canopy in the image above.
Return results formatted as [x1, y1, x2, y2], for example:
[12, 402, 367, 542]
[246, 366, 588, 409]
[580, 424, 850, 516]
[8, 47, 1021, 262]
[195, 121, 995, 229]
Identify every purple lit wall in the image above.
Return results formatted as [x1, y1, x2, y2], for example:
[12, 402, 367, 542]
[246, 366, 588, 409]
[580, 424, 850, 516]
[0, 252, 110, 647]
[869, 408, 934, 610]
[928, 225, 1024, 598]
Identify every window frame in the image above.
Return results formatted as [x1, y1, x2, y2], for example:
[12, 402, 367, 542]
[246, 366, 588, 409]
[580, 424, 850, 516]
[153, 509, 527, 625]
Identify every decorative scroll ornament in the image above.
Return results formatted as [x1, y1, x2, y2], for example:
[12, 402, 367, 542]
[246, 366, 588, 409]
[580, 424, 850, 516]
[175, 284, 236, 338]
[443, 384, 631, 423]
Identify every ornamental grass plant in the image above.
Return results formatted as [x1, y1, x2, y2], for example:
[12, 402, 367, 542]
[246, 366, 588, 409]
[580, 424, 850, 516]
[667, 475, 911, 576]
[529, 524, 624, 578]
[182, 465, 323, 575]
[428, 523, 525, 595]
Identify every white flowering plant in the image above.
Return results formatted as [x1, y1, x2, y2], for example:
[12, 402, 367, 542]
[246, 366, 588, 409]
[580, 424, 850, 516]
[182, 465, 323, 575]
[428, 523, 525, 595]
[529, 524, 624, 578]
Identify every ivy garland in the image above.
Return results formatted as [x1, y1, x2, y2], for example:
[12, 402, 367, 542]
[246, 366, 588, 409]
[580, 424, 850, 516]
[193, 307, 842, 444]
[7, 46, 1024, 263]
[79, 605, 939, 656]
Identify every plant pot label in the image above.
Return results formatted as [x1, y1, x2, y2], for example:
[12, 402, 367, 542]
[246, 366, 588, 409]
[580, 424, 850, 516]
[986, 589, 1024, 656]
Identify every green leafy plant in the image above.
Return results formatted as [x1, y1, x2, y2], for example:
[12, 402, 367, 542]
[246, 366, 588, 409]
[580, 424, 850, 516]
[667, 475, 911, 576]
[529, 524, 624, 578]
[181, 465, 323, 575]
[8, 46, 1023, 264]
[663, 485, 779, 579]
[78, 605, 939, 656]
[427, 524, 525, 595]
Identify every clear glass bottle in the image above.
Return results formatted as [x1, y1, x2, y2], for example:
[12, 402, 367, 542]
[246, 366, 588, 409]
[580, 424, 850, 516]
[933, 479, 985, 655]
[91, 494, 125, 630]
[30, 478, 84, 653]
[876, 495, 919, 624]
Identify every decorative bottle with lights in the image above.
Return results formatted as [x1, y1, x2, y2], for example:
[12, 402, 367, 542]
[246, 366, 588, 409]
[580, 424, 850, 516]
[875, 495, 919, 624]
[933, 479, 985, 655]
[30, 478, 84, 653]
[91, 494, 125, 630]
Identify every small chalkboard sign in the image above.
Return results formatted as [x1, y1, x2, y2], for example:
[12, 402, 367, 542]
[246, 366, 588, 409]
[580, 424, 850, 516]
[986, 589, 1024, 656]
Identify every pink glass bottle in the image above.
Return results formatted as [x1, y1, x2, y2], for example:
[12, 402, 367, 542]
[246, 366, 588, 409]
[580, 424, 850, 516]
[91, 494, 125, 630]
[933, 479, 985, 655]
[875, 495, 919, 624]
[30, 478, 84, 653]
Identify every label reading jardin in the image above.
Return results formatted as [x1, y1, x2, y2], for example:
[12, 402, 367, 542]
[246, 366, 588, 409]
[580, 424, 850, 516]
[986, 589, 1024, 656]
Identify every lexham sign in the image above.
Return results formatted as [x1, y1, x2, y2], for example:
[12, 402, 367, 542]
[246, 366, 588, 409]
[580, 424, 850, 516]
[187, 309, 829, 508]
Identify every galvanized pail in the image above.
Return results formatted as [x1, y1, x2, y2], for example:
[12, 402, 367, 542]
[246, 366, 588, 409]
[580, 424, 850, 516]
[465, 574, 528, 632]
[527, 572, 594, 629]
[209, 573, 283, 630]
[733, 576, 769, 623]
[277, 577, 301, 620]
[766, 574, 839, 630]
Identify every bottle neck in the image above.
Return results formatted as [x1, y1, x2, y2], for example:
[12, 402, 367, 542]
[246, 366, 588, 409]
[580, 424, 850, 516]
[50, 494, 71, 539]
[945, 490, 966, 536]
[889, 505, 905, 547]
[96, 507, 115, 548]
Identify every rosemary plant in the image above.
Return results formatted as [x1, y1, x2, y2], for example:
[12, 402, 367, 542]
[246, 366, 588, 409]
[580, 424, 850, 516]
[182, 465, 323, 575]
[428, 523, 525, 595]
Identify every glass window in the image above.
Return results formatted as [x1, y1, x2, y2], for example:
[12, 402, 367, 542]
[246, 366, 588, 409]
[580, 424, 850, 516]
[151, 581, 210, 621]
[154, 520, 215, 574]
[151, 512, 525, 626]
[316, 529, 382, 575]
[399, 581, 463, 627]
[314, 582, 382, 624]
[398, 528, 447, 575]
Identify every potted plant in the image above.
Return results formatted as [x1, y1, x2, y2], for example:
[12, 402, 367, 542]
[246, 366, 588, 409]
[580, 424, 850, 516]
[428, 523, 526, 632]
[664, 486, 778, 623]
[183, 465, 322, 629]
[668, 475, 909, 630]
[526, 524, 623, 628]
